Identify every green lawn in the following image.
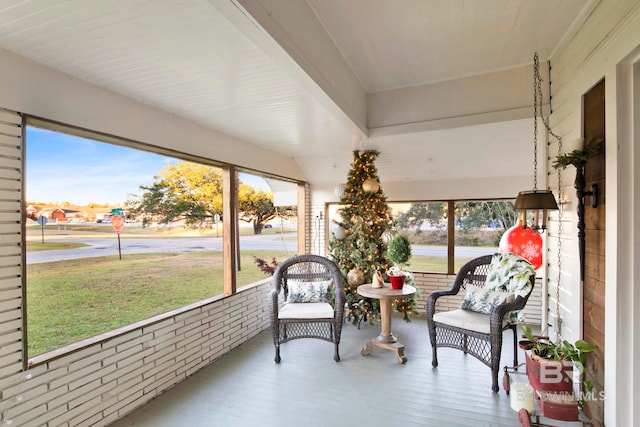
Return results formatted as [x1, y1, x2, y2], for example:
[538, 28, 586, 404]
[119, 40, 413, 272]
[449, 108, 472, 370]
[26, 237, 471, 356]
[410, 255, 475, 274]
[27, 242, 89, 251]
[26, 249, 295, 356]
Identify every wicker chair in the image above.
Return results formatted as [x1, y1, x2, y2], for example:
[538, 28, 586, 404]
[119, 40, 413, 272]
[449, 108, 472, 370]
[269, 254, 346, 363]
[426, 254, 536, 392]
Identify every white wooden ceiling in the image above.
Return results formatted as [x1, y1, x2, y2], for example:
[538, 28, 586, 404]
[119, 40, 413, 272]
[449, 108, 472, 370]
[0, 0, 590, 189]
[308, 0, 586, 92]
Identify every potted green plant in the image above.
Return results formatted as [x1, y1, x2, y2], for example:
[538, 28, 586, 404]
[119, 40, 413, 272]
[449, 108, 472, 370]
[521, 325, 596, 413]
[552, 137, 602, 170]
[386, 234, 412, 289]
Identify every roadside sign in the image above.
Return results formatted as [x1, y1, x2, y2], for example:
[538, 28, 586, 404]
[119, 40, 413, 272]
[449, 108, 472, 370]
[111, 215, 125, 233]
[111, 215, 125, 260]
[214, 213, 221, 238]
[111, 208, 124, 216]
[37, 215, 48, 243]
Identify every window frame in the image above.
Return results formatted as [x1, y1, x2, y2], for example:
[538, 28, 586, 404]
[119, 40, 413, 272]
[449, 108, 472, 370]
[23, 115, 305, 366]
[325, 198, 515, 275]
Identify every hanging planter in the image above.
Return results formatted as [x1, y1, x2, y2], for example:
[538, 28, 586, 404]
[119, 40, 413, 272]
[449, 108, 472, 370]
[524, 350, 574, 394]
[519, 325, 596, 419]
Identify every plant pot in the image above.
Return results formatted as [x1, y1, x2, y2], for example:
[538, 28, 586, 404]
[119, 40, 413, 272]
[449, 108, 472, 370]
[525, 351, 573, 394]
[518, 340, 535, 350]
[389, 275, 405, 290]
[536, 390, 579, 422]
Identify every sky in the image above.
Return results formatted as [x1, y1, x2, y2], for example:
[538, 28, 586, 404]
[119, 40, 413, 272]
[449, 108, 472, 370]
[25, 127, 269, 206]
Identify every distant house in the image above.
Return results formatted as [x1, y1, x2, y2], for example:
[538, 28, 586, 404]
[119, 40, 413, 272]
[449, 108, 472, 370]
[60, 208, 87, 222]
[37, 208, 66, 220]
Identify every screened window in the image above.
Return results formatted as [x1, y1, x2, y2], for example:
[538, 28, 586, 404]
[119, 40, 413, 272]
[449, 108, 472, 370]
[453, 200, 515, 270]
[237, 173, 298, 285]
[392, 202, 449, 273]
[327, 199, 516, 275]
[25, 124, 299, 358]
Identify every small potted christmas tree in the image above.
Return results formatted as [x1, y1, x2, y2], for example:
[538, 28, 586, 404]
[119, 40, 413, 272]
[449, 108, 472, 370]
[386, 234, 412, 289]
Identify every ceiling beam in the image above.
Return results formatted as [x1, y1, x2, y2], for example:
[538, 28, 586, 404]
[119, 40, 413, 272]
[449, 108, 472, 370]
[368, 63, 551, 135]
[211, 0, 368, 143]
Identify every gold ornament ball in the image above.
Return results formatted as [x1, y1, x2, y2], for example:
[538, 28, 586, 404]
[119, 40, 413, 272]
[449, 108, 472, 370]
[362, 178, 380, 193]
[347, 267, 365, 286]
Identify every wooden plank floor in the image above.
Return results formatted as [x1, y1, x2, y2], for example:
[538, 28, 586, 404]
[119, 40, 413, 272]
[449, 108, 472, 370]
[109, 315, 579, 427]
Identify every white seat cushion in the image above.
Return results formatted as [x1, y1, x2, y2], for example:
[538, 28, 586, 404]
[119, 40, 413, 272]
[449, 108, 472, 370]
[278, 302, 334, 319]
[433, 309, 507, 335]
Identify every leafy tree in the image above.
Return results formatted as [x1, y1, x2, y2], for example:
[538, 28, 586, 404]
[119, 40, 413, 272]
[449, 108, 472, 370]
[396, 201, 516, 233]
[455, 201, 516, 231]
[238, 183, 295, 234]
[128, 161, 292, 233]
[129, 162, 223, 228]
[396, 203, 446, 232]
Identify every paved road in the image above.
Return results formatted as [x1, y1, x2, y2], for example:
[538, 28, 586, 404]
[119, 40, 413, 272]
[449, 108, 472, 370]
[27, 232, 494, 264]
[26, 233, 298, 264]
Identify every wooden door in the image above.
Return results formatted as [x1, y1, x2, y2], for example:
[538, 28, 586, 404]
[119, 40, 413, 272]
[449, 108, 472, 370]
[582, 78, 605, 426]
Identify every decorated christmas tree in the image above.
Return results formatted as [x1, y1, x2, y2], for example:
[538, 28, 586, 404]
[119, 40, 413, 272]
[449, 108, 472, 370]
[328, 150, 418, 324]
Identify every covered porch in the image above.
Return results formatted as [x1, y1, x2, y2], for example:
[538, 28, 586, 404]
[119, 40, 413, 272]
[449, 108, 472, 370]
[0, 1, 637, 425]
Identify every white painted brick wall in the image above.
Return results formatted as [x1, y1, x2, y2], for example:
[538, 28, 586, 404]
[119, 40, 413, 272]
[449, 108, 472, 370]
[0, 204, 272, 427]
[3, 267, 547, 426]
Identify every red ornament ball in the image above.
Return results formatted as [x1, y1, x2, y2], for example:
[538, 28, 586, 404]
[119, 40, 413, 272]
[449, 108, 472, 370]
[499, 224, 543, 270]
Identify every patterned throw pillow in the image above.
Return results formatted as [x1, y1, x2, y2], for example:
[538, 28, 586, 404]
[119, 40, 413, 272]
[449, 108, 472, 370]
[485, 252, 535, 296]
[461, 284, 514, 315]
[484, 252, 536, 323]
[286, 280, 333, 303]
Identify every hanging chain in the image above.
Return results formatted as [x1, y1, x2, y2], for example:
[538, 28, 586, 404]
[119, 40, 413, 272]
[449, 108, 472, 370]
[534, 52, 564, 339]
[554, 110, 563, 340]
[535, 53, 564, 161]
[532, 53, 540, 191]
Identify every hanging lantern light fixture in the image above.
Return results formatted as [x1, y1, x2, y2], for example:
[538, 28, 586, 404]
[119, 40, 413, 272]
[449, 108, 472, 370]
[514, 52, 559, 233]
